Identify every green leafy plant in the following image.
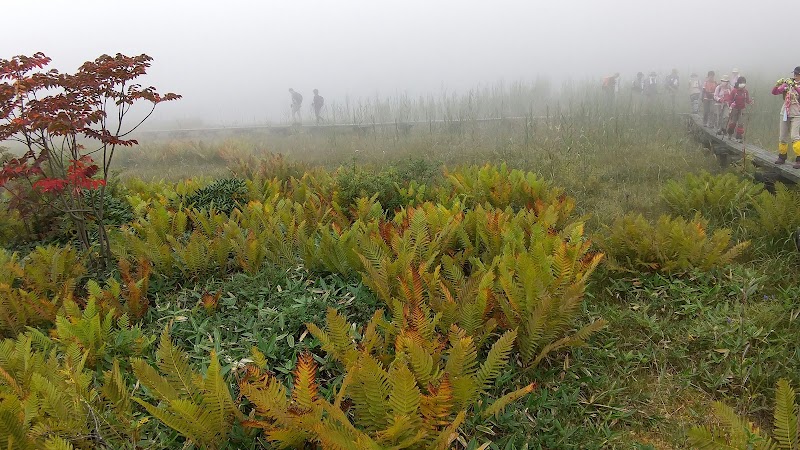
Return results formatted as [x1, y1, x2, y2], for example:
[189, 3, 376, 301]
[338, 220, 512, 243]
[54, 297, 154, 371]
[241, 307, 535, 449]
[661, 171, 763, 223]
[21, 244, 86, 298]
[599, 213, 749, 274]
[131, 327, 243, 450]
[0, 333, 141, 449]
[688, 378, 798, 449]
[745, 183, 800, 252]
[444, 163, 569, 218]
[183, 178, 249, 215]
[494, 224, 608, 366]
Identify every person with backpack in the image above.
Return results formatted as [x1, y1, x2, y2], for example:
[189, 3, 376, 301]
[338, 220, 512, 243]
[289, 88, 303, 124]
[643, 71, 659, 97]
[688, 73, 701, 114]
[714, 75, 733, 135]
[665, 69, 680, 95]
[312, 89, 325, 124]
[631, 72, 645, 112]
[702, 71, 717, 127]
[602, 73, 620, 105]
[772, 67, 800, 167]
[725, 77, 752, 143]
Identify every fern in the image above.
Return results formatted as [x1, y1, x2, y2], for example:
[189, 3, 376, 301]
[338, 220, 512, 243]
[20, 245, 86, 299]
[0, 332, 137, 448]
[689, 378, 800, 449]
[662, 171, 763, 223]
[132, 327, 242, 449]
[238, 307, 533, 448]
[745, 183, 800, 252]
[599, 213, 749, 274]
[0, 283, 59, 337]
[774, 379, 799, 450]
[53, 297, 154, 371]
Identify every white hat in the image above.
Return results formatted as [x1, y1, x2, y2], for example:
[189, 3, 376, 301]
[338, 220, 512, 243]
[732, 68, 739, 73]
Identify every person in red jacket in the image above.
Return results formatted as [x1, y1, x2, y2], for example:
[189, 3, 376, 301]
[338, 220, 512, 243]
[772, 67, 800, 167]
[725, 77, 752, 143]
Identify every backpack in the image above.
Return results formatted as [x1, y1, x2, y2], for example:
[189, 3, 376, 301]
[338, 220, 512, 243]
[644, 77, 658, 94]
[730, 89, 749, 108]
[702, 80, 717, 99]
[666, 74, 679, 89]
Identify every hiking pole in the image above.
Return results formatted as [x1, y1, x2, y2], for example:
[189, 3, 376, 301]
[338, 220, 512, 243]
[741, 105, 752, 174]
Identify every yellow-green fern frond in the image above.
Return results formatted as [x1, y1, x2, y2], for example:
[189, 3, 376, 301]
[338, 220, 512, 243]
[474, 329, 517, 394]
[482, 383, 536, 418]
[774, 379, 798, 450]
[291, 353, 319, 412]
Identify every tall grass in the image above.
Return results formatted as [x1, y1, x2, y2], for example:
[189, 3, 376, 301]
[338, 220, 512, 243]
[124, 78, 724, 229]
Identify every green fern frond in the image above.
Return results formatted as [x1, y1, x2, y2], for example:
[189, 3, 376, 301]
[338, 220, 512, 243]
[482, 383, 536, 418]
[387, 362, 421, 419]
[474, 329, 517, 393]
[43, 436, 74, 450]
[774, 379, 798, 450]
[155, 328, 195, 395]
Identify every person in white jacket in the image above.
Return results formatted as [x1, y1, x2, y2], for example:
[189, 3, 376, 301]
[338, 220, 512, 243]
[714, 75, 732, 135]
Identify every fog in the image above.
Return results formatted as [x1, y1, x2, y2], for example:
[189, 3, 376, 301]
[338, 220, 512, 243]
[2, 0, 789, 127]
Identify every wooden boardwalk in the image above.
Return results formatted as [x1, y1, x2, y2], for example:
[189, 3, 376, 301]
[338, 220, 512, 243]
[687, 113, 800, 184]
[134, 116, 535, 137]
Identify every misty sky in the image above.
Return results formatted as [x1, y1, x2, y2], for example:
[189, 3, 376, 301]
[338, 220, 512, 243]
[2, 0, 790, 126]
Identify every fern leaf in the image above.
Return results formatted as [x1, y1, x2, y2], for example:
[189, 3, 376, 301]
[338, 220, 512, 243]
[687, 426, 738, 450]
[202, 350, 237, 424]
[474, 329, 516, 393]
[291, 353, 319, 412]
[155, 327, 195, 395]
[482, 383, 536, 418]
[420, 375, 455, 427]
[530, 319, 608, 367]
[43, 437, 74, 450]
[433, 410, 466, 450]
[774, 379, 798, 450]
[387, 362, 421, 420]
[131, 357, 180, 401]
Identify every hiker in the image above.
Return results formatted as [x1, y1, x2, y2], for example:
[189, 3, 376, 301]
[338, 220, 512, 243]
[702, 71, 717, 127]
[730, 68, 741, 86]
[772, 67, 800, 167]
[632, 72, 645, 94]
[688, 73, 701, 114]
[665, 69, 680, 95]
[289, 88, 303, 124]
[312, 89, 324, 124]
[714, 75, 732, 135]
[602, 73, 620, 104]
[643, 71, 659, 97]
[725, 77, 752, 143]
[631, 72, 645, 112]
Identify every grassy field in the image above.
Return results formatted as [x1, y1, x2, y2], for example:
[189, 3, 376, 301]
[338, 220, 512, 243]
[2, 78, 799, 449]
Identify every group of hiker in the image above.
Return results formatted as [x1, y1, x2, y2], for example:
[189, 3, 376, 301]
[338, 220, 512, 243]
[694, 69, 751, 143]
[690, 66, 800, 169]
[603, 66, 800, 170]
[288, 88, 325, 124]
[602, 69, 680, 112]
